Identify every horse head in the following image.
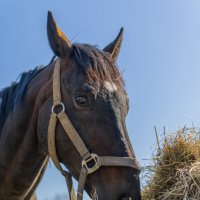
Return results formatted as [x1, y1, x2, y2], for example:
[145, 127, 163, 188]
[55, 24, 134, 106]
[42, 11, 141, 200]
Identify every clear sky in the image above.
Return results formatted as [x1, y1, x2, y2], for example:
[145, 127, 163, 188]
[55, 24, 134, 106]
[1, 1, 200, 199]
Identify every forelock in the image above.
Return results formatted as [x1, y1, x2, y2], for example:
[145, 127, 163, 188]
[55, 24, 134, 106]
[72, 43, 124, 93]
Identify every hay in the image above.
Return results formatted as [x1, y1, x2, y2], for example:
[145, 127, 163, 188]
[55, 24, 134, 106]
[142, 127, 200, 200]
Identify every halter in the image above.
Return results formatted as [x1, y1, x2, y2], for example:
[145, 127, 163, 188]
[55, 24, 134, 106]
[48, 59, 140, 200]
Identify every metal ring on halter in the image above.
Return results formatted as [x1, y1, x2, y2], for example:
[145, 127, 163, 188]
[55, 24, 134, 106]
[51, 102, 65, 114]
[82, 154, 100, 174]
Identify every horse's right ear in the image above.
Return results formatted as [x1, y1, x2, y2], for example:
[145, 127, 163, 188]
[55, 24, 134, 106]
[47, 11, 72, 57]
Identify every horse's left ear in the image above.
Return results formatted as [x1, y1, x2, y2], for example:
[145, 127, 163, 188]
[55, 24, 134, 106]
[47, 11, 72, 57]
[103, 27, 124, 60]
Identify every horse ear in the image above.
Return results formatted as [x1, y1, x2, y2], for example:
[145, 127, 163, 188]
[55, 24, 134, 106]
[103, 28, 124, 60]
[47, 11, 72, 57]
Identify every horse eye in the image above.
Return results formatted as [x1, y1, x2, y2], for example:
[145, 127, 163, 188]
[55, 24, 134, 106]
[74, 96, 89, 107]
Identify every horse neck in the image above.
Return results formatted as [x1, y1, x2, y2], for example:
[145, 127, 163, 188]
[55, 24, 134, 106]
[0, 63, 54, 199]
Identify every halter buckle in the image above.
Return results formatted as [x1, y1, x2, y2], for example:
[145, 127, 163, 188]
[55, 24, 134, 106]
[51, 102, 65, 114]
[82, 154, 100, 174]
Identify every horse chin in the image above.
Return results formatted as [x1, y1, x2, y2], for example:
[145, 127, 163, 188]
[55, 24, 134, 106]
[91, 192, 133, 200]
[90, 187, 141, 200]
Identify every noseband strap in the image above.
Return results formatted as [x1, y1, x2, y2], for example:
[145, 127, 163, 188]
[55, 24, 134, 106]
[48, 59, 140, 200]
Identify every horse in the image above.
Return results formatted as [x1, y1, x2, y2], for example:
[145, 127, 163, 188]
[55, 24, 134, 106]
[0, 11, 141, 200]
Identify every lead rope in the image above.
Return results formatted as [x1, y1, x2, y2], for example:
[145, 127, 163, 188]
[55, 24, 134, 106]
[48, 59, 141, 200]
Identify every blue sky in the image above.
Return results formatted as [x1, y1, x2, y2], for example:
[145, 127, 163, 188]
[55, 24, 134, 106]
[1, 1, 200, 199]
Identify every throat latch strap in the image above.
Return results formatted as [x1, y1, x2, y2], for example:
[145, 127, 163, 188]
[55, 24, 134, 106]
[48, 59, 140, 200]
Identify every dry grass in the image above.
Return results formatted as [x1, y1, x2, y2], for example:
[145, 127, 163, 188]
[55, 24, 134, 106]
[142, 127, 200, 200]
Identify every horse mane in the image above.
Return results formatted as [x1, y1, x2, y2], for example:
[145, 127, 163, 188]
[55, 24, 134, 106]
[0, 66, 45, 132]
[72, 44, 124, 91]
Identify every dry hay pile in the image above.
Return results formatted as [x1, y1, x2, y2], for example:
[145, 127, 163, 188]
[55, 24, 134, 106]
[142, 127, 200, 200]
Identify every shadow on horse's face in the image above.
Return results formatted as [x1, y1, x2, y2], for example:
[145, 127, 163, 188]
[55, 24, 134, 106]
[47, 12, 141, 200]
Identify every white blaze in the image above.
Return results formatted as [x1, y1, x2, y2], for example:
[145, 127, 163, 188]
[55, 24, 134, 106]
[104, 81, 117, 92]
